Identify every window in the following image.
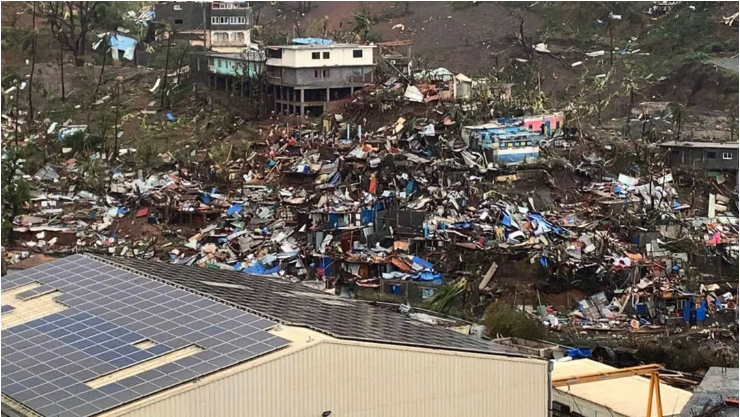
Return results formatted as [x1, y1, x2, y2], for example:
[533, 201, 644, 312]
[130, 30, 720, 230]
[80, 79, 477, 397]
[723, 152, 733, 160]
[213, 32, 228, 43]
[314, 69, 321, 78]
[528, 124, 533, 129]
[208, 57, 214, 66]
[229, 16, 246, 25]
[555, 121, 561, 129]
[323, 69, 329, 77]
[706, 151, 717, 159]
[514, 142, 520, 147]
[526, 141, 532, 146]
[232, 32, 245, 43]
[507, 142, 513, 148]
[173, 4, 182, 10]
[353, 49, 363, 58]
[312, 52, 320, 60]
[211, 16, 245, 25]
[213, 2, 236, 9]
[323, 51, 330, 59]
[174, 19, 183, 25]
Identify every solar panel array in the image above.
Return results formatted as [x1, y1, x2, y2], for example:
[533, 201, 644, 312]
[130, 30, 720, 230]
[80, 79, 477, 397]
[1, 254, 290, 417]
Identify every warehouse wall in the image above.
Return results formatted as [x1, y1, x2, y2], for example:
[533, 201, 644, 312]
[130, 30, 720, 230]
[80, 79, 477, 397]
[553, 390, 626, 417]
[111, 339, 548, 417]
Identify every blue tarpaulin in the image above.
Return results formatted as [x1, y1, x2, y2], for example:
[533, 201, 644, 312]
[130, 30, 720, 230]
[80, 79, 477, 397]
[328, 213, 339, 228]
[166, 113, 178, 122]
[109, 33, 137, 50]
[360, 209, 376, 225]
[245, 263, 281, 275]
[566, 348, 592, 359]
[198, 193, 213, 204]
[405, 180, 416, 196]
[292, 37, 333, 45]
[227, 204, 243, 216]
[411, 256, 434, 270]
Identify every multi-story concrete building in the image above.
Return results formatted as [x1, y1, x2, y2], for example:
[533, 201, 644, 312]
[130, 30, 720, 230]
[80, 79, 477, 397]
[154, 1, 252, 53]
[265, 40, 376, 116]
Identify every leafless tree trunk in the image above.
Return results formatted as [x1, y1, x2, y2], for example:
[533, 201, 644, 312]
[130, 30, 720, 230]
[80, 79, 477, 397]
[161, 31, 172, 109]
[59, 40, 65, 101]
[608, 21, 614, 66]
[14, 81, 20, 145]
[41, 1, 100, 66]
[28, 2, 37, 123]
[92, 35, 108, 108]
[175, 47, 187, 86]
[113, 79, 121, 161]
[511, 12, 532, 61]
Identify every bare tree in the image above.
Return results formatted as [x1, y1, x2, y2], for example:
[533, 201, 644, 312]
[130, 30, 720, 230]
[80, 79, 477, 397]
[41, 1, 103, 66]
[510, 11, 533, 61]
[93, 34, 108, 101]
[161, 27, 173, 109]
[112, 76, 123, 161]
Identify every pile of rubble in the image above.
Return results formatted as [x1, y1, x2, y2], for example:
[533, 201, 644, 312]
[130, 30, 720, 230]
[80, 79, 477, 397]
[4, 68, 738, 340]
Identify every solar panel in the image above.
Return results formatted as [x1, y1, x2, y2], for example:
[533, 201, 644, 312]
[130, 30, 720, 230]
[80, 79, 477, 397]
[1, 304, 16, 314]
[1, 254, 290, 417]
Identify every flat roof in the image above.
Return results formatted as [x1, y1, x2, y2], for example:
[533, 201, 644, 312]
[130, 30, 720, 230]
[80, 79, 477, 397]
[680, 367, 739, 417]
[553, 359, 692, 417]
[1, 255, 290, 417]
[268, 44, 375, 50]
[102, 256, 520, 357]
[658, 140, 740, 149]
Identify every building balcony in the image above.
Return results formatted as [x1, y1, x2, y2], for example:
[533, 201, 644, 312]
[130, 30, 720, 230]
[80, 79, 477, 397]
[266, 58, 283, 67]
[211, 39, 248, 47]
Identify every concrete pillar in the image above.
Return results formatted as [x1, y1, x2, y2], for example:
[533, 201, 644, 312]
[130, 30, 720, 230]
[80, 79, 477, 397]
[326, 87, 330, 102]
[299, 89, 305, 117]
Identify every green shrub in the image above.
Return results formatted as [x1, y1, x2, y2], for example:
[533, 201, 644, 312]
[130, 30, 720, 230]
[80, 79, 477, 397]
[483, 302, 547, 339]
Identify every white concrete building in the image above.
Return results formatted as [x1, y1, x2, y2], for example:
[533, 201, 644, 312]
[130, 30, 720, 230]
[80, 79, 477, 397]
[265, 42, 376, 116]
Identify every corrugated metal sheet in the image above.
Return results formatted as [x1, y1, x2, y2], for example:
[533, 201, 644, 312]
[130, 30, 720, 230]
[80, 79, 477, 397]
[111, 341, 548, 417]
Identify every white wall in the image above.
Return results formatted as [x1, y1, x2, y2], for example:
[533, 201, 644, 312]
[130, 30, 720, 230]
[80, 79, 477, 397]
[553, 390, 628, 417]
[273, 46, 374, 68]
[210, 29, 251, 53]
[110, 340, 549, 417]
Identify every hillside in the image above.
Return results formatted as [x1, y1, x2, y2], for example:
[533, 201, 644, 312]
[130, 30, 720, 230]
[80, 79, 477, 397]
[257, 1, 739, 115]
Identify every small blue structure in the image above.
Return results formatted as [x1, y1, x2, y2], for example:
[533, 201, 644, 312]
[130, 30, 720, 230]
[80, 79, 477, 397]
[291, 37, 333, 45]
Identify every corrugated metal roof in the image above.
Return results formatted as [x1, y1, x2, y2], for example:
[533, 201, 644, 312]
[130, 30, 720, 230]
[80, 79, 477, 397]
[659, 141, 740, 149]
[99, 255, 521, 357]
